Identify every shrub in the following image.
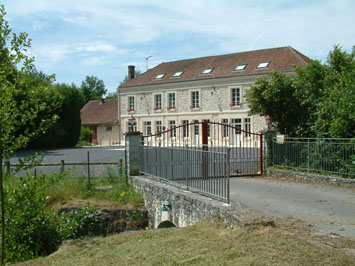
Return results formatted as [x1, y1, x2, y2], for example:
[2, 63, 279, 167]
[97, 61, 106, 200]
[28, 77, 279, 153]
[3, 175, 61, 263]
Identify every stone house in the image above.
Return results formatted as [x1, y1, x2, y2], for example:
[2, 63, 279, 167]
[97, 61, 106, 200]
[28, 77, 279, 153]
[80, 99, 119, 145]
[118, 46, 309, 143]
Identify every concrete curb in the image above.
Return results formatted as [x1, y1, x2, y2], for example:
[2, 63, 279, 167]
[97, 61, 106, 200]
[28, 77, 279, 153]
[266, 168, 355, 188]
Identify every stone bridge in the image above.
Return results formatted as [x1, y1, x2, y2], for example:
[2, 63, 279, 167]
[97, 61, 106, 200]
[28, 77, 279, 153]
[126, 131, 266, 229]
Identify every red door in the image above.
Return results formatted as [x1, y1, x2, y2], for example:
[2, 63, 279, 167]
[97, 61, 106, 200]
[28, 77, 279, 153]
[92, 126, 98, 144]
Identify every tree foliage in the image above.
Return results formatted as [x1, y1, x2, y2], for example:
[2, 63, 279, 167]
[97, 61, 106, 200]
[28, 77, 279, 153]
[80, 75, 106, 104]
[0, 5, 58, 264]
[246, 46, 355, 138]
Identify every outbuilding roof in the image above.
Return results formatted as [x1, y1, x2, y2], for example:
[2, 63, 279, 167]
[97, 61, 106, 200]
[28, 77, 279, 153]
[81, 99, 118, 126]
[120, 46, 309, 88]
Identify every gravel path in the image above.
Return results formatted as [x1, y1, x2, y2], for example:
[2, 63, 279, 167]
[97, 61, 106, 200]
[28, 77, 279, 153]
[230, 177, 355, 237]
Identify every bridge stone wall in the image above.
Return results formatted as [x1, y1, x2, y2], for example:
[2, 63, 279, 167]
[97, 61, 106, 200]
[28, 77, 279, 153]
[129, 175, 255, 229]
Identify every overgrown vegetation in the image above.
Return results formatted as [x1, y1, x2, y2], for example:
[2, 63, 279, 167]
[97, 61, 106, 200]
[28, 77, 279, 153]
[1, 169, 143, 264]
[246, 46, 355, 138]
[76, 126, 93, 147]
[17, 220, 355, 266]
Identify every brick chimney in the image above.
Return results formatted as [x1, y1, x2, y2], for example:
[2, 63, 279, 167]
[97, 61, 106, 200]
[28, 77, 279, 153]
[128, 65, 135, 80]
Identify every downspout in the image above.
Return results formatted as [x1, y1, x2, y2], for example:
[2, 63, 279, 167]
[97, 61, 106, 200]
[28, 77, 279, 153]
[118, 87, 122, 145]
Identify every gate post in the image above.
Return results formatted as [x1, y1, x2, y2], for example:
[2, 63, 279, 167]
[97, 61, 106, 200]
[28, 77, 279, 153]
[202, 121, 208, 178]
[125, 131, 142, 176]
[262, 128, 277, 167]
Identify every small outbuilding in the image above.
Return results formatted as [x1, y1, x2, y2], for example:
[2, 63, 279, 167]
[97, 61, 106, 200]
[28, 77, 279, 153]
[80, 99, 120, 145]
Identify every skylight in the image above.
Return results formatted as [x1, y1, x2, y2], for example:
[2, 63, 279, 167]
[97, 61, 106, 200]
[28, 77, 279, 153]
[257, 62, 270, 69]
[201, 68, 213, 74]
[234, 64, 247, 71]
[172, 71, 183, 77]
[155, 73, 165, 79]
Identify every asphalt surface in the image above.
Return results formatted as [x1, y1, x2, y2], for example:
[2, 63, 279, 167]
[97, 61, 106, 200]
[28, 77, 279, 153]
[230, 177, 355, 237]
[9, 146, 126, 164]
[9, 146, 126, 177]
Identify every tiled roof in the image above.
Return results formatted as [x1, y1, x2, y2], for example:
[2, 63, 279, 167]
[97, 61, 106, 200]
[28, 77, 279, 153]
[120, 46, 309, 88]
[81, 99, 118, 126]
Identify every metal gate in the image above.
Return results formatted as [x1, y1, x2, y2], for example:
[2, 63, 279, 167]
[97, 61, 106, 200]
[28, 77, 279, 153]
[142, 121, 263, 177]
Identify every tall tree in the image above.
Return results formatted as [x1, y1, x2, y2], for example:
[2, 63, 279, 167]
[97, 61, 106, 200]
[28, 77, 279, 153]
[245, 45, 355, 138]
[0, 6, 57, 264]
[80, 75, 106, 104]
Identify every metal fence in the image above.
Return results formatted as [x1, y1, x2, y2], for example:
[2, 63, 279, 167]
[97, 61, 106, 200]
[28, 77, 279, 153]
[139, 145, 230, 203]
[2, 159, 124, 178]
[273, 137, 355, 177]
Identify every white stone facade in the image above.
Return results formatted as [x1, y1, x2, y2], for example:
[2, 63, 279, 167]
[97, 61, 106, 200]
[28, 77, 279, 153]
[118, 75, 268, 142]
[97, 125, 120, 145]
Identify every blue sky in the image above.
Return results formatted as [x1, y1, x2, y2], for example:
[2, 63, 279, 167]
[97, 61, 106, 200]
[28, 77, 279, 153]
[3, 0, 355, 94]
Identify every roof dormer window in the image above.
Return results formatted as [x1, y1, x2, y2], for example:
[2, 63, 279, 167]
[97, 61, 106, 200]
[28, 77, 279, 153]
[234, 64, 247, 71]
[155, 73, 165, 79]
[201, 68, 213, 74]
[257, 62, 270, 69]
[172, 71, 183, 77]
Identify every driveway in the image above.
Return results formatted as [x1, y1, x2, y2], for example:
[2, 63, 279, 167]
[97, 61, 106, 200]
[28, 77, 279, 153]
[230, 177, 355, 237]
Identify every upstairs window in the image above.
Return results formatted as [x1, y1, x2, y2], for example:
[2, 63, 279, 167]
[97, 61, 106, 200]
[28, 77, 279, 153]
[168, 93, 176, 110]
[257, 62, 270, 69]
[128, 96, 135, 112]
[230, 88, 241, 107]
[172, 71, 183, 77]
[154, 94, 162, 111]
[155, 73, 165, 79]
[234, 64, 247, 71]
[201, 68, 213, 74]
[190, 91, 199, 109]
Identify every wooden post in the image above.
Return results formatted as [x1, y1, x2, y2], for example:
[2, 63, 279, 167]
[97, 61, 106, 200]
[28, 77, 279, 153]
[87, 151, 91, 189]
[119, 159, 123, 177]
[60, 160, 65, 173]
[5, 161, 10, 175]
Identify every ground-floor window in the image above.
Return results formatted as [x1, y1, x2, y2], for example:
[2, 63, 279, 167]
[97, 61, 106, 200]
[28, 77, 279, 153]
[169, 120, 176, 138]
[182, 120, 189, 138]
[155, 121, 162, 137]
[222, 119, 228, 137]
[144, 121, 152, 136]
[244, 118, 251, 137]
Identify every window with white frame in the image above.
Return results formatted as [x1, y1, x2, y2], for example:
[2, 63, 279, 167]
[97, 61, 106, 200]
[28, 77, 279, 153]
[244, 118, 251, 137]
[232, 118, 242, 135]
[231, 88, 241, 107]
[155, 121, 162, 137]
[154, 94, 162, 110]
[193, 120, 199, 136]
[169, 120, 176, 138]
[222, 119, 229, 137]
[182, 120, 189, 138]
[191, 91, 199, 109]
[128, 96, 134, 111]
[144, 121, 152, 136]
[168, 93, 175, 110]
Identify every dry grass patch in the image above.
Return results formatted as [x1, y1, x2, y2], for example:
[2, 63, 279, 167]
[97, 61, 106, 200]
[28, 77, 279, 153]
[16, 220, 355, 266]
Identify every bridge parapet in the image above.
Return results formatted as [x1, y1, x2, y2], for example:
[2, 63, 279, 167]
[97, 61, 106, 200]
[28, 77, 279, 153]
[129, 175, 256, 229]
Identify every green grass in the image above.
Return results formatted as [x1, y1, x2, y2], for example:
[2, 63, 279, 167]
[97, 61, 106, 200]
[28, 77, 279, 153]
[17, 220, 355, 266]
[5, 170, 144, 209]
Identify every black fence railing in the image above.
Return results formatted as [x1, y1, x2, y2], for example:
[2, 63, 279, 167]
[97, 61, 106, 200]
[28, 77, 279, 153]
[273, 137, 355, 178]
[139, 145, 230, 203]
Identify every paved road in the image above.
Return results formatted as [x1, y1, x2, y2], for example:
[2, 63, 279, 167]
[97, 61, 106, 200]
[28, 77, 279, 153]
[10, 146, 126, 163]
[230, 177, 355, 237]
